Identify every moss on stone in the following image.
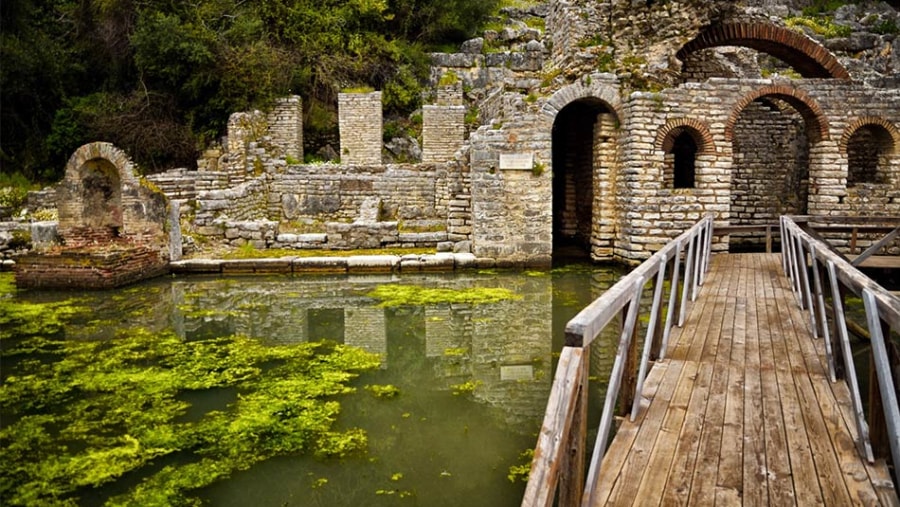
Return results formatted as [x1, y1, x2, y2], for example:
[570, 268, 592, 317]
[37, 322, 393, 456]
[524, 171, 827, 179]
[366, 284, 521, 307]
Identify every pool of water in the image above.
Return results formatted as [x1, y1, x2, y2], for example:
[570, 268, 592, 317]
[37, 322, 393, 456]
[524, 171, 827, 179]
[1, 263, 627, 506]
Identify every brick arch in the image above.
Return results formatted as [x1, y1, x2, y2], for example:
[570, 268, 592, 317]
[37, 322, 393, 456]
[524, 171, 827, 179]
[725, 85, 829, 144]
[839, 117, 900, 155]
[63, 142, 139, 187]
[655, 118, 716, 155]
[542, 79, 623, 122]
[677, 22, 850, 80]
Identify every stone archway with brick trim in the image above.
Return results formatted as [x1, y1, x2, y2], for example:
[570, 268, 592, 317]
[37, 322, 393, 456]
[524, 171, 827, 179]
[725, 84, 830, 144]
[677, 22, 851, 79]
[544, 79, 622, 260]
[840, 116, 900, 187]
[839, 116, 900, 155]
[726, 85, 828, 239]
[57, 142, 168, 248]
[655, 118, 716, 155]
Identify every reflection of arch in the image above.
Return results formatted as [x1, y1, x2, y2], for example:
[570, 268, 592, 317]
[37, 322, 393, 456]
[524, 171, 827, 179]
[677, 22, 850, 79]
[725, 85, 829, 143]
[840, 118, 899, 186]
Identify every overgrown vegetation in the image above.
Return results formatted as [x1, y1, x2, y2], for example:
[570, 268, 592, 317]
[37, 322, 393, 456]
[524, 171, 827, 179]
[786, 15, 853, 38]
[1, 0, 501, 182]
[0, 271, 383, 505]
[366, 284, 522, 307]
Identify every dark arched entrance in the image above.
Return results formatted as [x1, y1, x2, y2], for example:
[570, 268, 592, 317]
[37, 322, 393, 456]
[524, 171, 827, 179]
[552, 98, 618, 259]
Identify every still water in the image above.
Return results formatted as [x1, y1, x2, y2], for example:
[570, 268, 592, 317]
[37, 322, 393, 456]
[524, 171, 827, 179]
[1, 263, 627, 506]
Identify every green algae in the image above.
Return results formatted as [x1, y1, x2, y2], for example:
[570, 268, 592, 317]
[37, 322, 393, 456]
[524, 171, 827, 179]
[0, 273, 89, 339]
[366, 284, 521, 308]
[0, 325, 381, 506]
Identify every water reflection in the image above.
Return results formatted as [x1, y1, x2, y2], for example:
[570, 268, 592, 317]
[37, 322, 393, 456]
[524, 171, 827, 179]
[13, 264, 626, 506]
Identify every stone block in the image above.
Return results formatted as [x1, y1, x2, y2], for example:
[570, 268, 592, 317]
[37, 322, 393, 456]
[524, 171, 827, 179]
[347, 255, 400, 272]
[292, 257, 348, 273]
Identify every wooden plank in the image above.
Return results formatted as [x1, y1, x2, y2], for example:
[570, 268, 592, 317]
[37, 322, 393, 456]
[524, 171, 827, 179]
[773, 268, 854, 505]
[686, 294, 735, 505]
[717, 295, 746, 501]
[742, 254, 769, 507]
[756, 255, 795, 505]
[632, 359, 697, 504]
[659, 287, 728, 505]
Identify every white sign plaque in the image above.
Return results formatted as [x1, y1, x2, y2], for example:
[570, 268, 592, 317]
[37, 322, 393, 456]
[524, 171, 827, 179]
[500, 364, 535, 381]
[499, 152, 533, 170]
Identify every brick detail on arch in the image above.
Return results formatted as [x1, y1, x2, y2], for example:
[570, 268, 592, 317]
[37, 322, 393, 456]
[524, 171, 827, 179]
[839, 117, 900, 155]
[677, 22, 850, 80]
[63, 142, 139, 187]
[541, 78, 624, 122]
[725, 85, 830, 144]
[655, 118, 716, 155]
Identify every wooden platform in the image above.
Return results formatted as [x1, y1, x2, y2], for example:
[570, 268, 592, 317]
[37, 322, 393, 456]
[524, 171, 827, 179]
[591, 253, 898, 506]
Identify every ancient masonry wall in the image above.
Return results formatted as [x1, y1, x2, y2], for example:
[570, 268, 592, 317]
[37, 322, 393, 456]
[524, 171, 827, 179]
[731, 101, 809, 226]
[338, 92, 383, 165]
[613, 78, 900, 262]
[269, 163, 456, 224]
[469, 107, 553, 265]
[422, 105, 466, 163]
[267, 96, 303, 161]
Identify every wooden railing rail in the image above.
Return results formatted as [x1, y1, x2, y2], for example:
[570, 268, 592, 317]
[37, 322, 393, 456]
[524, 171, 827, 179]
[522, 215, 714, 507]
[781, 215, 900, 472]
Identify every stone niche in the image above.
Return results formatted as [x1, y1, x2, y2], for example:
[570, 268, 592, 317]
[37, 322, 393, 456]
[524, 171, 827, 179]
[15, 142, 171, 289]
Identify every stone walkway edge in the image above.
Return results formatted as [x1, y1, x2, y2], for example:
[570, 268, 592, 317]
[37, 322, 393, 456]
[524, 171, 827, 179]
[169, 252, 538, 275]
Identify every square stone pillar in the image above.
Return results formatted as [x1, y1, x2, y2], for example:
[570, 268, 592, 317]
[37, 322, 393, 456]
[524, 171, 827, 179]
[422, 105, 466, 163]
[338, 91, 383, 165]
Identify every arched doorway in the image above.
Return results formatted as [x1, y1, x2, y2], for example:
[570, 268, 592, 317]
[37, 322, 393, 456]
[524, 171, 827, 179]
[727, 88, 828, 250]
[78, 158, 124, 235]
[551, 98, 618, 260]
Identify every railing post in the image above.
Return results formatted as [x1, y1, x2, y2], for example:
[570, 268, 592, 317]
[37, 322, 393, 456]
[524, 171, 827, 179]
[584, 278, 645, 505]
[808, 245, 832, 371]
[632, 258, 667, 421]
[862, 289, 900, 467]
[660, 242, 683, 360]
[680, 236, 695, 326]
[559, 349, 589, 507]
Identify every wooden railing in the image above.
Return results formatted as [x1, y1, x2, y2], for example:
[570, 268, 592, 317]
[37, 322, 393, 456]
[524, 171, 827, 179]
[522, 215, 714, 507]
[780, 216, 900, 472]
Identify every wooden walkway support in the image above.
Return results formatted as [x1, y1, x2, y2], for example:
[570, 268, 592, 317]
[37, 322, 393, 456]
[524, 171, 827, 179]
[523, 215, 900, 506]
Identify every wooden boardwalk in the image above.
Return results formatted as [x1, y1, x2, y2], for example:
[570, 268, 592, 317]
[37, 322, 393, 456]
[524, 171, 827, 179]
[591, 253, 897, 506]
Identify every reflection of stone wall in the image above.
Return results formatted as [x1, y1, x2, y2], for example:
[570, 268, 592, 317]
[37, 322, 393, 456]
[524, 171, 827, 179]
[344, 307, 388, 358]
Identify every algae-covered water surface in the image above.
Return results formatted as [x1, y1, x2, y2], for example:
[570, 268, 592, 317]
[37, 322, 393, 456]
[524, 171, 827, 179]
[0, 264, 625, 506]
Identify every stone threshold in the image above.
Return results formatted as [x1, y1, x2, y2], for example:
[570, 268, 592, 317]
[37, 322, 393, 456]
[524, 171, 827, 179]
[169, 252, 541, 275]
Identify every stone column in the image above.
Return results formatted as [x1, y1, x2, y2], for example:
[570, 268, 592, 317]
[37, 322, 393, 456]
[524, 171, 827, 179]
[338, 91, 383, 165]
[267, 96, 303, 161]
[422, 105, 466, 163]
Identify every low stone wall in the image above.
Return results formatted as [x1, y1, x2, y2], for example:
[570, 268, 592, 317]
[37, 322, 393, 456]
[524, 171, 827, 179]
[14, 245, 168, 289]
[193, 177, 269, 237]
[269, 163, 456, 224]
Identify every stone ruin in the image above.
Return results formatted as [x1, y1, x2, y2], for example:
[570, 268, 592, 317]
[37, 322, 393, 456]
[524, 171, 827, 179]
[13, 142, 172, 288]
[4, 0, 900, 282]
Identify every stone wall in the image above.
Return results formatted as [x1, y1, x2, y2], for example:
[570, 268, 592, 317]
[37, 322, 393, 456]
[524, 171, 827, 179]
[422, 105, 466, 163]
[269, 163, 456, 224]
[267, 96, 303, 161]
[338, 92, 383, 165]
[56, 142, 169, 252]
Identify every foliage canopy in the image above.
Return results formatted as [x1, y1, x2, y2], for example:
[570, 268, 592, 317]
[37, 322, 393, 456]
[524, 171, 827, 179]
[0, 0, 500, 181]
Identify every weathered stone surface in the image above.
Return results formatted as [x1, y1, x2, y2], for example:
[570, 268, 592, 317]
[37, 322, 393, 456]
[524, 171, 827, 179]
[346, 255, 400, 272]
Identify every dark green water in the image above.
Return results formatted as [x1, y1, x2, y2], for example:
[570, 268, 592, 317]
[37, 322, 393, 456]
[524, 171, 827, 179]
[1, 263, 626, 506]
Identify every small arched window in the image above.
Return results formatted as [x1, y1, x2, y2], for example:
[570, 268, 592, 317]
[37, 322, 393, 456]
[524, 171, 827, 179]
[672, 132, 697, 188]
[846, 124, 894, 186]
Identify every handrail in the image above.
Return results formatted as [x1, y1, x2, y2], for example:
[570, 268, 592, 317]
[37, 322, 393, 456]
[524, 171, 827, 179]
[522, 215, 714, 507]
[780, 216, 900, 469]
